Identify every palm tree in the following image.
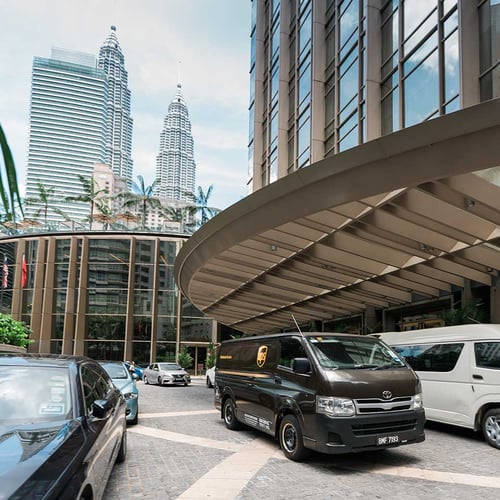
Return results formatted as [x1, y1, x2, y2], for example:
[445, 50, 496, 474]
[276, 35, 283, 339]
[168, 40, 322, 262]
[184, 185, 220, 229]
[65, 174, 109, 230]
[0, 123, 24, 227]
[92, 202, 117, 231]
[115, 175, 161, 230]
[24, 181, 69, 228]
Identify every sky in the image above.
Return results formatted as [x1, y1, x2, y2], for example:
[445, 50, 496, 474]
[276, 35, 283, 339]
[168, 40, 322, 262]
[0, 0, 252, 211]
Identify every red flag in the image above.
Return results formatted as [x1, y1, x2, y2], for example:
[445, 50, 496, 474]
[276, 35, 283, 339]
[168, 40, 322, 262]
[2, 257, 8, 289]
[21, 254, 27, 288]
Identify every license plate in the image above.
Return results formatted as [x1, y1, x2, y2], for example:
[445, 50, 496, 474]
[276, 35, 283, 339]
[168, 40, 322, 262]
[377, 435, 399, 446]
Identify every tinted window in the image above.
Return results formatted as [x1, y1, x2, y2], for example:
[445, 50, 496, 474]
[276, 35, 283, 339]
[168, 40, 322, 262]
[475, 342, 500, 369]
[392, 343, 464, 372]
[81, 363, 114, 415]
[278, 337, 308, 368]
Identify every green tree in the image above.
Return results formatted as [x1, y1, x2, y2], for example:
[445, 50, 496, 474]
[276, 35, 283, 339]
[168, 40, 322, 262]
[0, 314, 33, 348]
[65, 174, 109, 230]
[116, 175, 161, 230]
[24, 181, 69, 228]
[177, 346, 193, 369]
[0, 123, 24, 227]
[205, 342, 217, 369]
[184, 185, 220, 230]
[439, 301, 485, 326]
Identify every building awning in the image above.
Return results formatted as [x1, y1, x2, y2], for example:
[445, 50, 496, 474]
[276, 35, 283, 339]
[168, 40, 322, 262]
[174, 99, 500, 334]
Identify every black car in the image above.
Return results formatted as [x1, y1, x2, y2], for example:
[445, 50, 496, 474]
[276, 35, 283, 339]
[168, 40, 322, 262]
[0, 354, 127, 500]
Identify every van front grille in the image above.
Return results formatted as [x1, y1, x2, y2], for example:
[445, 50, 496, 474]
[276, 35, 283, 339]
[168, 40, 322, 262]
[352, 419, 417, 436]
[355, 396, 413, 414]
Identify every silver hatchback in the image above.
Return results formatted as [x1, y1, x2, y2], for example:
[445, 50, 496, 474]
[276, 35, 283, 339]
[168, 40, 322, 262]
[143, 362, 191, 386]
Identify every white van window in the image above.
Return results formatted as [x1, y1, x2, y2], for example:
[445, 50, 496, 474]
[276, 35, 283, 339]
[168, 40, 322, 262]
[392, 343, 464, 372]
[474, 342, 500, 369]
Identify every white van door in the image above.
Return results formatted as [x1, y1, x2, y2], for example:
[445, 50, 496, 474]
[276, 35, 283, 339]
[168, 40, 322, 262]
[469, 340, 500, 425]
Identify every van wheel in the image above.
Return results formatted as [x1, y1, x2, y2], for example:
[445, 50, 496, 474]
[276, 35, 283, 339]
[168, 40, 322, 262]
[279, 414, 309, 461]
[223, 398, 241, 430]
[482, 408, 500, 449]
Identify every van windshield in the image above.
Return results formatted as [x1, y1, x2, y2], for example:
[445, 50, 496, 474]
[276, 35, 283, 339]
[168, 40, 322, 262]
[307, 336, 405, 370]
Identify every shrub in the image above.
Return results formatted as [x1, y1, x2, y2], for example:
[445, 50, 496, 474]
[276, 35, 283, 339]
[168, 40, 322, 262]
[177, 346, 193, 369]
[0, 314, 33, 348]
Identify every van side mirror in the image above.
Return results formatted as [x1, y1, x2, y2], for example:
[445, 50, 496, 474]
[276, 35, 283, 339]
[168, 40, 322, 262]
[292, 358, 311, 374]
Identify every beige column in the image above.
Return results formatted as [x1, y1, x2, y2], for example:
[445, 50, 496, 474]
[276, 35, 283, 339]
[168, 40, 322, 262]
[124, 236, 136, 362]
[39, 238, 57, 353]
[62, 237, 79, 354]
[29, 238, 47, 352]
[74, 237, 89, 355]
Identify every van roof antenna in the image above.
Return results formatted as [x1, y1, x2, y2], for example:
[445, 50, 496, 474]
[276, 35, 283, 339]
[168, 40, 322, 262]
[291, 314, 305, 337]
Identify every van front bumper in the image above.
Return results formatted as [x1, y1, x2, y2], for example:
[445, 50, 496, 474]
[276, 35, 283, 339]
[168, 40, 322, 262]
[306, 409, 425, 454]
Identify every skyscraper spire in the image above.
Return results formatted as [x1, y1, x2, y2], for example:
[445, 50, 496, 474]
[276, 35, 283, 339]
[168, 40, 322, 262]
[98, 25, 134, 189]
[155, 84, 196, 201]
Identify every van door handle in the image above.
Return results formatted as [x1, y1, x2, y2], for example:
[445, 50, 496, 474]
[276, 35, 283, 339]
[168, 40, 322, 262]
[472, 374, 483, 380]
[275, 376, 282, 384]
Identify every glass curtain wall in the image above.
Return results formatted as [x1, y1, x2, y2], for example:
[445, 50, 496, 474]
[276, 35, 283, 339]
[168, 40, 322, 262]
[0, 235, 214, 370]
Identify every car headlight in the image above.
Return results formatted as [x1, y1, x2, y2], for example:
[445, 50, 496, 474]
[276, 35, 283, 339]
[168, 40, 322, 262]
[412, 392, 423, 409]
[124, 392, 138, 400]
[316, 396, 355, 417]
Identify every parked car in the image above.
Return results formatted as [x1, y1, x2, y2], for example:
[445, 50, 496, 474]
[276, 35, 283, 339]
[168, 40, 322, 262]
[143, 362, 191, 386]
[124, 360, 144, 380]
[206, 366, 216, 388]
[100, 361, 139, 425]
[0, 353, 127, 500]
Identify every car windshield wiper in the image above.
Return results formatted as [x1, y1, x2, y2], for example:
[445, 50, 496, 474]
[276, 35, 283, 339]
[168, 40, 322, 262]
[371, 362, 404, 370]
[353, 363, 379, 369]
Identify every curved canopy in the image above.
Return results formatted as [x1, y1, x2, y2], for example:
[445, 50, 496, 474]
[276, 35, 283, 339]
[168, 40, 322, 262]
[175, 99, 500, 334]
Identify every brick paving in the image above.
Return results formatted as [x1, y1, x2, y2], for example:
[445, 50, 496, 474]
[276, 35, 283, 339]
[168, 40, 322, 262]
[103, 377, 500, 500]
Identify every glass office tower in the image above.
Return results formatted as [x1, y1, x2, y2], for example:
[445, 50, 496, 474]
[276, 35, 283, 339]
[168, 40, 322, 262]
[98, 26, 134, 189]
[25, 49, 107, 224]
[155, 84, 196, 201]
[249, 0, 499, 191]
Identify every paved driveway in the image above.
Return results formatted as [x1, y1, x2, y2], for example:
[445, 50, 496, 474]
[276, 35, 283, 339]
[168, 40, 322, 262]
[104, 376, 500, 499]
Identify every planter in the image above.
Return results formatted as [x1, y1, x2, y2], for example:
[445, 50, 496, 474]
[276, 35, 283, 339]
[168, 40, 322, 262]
[0, 343, 27, 353]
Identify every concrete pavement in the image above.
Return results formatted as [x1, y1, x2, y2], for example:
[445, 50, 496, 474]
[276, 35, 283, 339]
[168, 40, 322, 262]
[104, 376, 500, 499]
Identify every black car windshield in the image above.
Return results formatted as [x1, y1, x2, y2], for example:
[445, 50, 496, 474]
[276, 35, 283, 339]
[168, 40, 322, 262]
[307, 336, 405, 370]
[101, 363, 129, 379]
[158, 363, 182, 371]
[0, 366, 73, 424]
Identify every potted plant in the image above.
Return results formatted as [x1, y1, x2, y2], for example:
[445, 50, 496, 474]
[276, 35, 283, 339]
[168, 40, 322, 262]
[0, 313, 33, 352]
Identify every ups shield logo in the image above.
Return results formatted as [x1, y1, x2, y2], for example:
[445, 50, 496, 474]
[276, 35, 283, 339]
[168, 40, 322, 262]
[256, 345, 268, 368]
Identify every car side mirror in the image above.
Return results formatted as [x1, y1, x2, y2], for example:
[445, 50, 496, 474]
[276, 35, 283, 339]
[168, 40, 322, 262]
[91, 399, 113, 420]
[292, 357, 311, 374]
[132, 373, 139, 380]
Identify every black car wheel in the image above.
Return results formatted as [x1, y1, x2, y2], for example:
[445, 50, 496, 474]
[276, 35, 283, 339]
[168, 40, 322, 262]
[206, 376, 213, 388]
[483, 408, 500, 449]
[129, 406, 138, 425]
[116, 431, 127, 463]
[157, 376, 162, 385]
[223, 398, 241, 430]
[143, 375, 149, 385]
[279, 414, 308, 461]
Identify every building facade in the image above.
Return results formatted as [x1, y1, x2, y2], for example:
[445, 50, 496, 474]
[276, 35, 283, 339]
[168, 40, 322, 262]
[25, 48, 107, 224]
[98, 26, 134, 189]
[174, 0, 500, 335]
[155, 84, 196, 201]
[0, 233, 215, 371]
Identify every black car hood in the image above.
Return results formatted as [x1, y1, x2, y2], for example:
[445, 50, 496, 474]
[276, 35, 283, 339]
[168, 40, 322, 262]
[0, 419, 85, 500]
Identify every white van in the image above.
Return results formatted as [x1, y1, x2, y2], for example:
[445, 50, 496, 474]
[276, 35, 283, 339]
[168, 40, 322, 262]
[378, 324, 500, 449]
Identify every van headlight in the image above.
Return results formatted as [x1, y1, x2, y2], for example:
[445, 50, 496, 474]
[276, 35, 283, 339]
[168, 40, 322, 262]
[412, 393, 423, 409]
[316, 396, 355, 417]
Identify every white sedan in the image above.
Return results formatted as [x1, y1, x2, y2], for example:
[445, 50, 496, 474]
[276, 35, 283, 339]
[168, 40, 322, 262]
[143, 362, 191, 386]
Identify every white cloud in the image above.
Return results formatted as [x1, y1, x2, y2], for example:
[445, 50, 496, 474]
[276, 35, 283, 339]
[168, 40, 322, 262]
[0, 0, 251, 210]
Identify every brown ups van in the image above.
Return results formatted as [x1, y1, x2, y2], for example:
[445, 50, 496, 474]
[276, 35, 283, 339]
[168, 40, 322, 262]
[215, 332, 425, 461]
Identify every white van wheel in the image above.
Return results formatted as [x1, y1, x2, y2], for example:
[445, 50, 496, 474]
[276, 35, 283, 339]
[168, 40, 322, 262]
[223, 398, 241, 430]
[279, 415, 308, 461]
[483, 409, 500, 449]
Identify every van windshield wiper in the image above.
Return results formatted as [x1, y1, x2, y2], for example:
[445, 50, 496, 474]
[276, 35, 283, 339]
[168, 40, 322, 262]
[353, 363, 403, 370]
[371, 362, 404, 370]
[353, 363, 379, 369]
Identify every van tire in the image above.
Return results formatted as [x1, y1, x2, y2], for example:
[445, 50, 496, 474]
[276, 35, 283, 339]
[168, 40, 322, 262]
[482, 408, 500, 449]
[279, 414, 309, 461]
[223, 398, 241, 430]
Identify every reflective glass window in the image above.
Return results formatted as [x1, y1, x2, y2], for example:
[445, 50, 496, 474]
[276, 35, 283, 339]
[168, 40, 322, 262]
[157, 317, 177, 341]
[86, 316, 126, 340]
